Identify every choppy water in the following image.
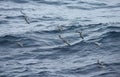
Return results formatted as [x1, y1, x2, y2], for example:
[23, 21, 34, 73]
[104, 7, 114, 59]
[0, 0, 120, 77]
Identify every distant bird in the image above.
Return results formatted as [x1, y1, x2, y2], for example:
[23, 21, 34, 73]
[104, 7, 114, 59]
[97, 60, 105, 68]
[94, 42, 101, 47]
[17, 42, 23, 47]
[76, 31, 84, 39]
[58, 35, 71, 46]
[20, 10, 30, 24]
[57, 25, 63, 32]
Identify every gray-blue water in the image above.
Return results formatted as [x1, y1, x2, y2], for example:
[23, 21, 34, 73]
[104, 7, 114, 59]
[0, 0, 120, 77]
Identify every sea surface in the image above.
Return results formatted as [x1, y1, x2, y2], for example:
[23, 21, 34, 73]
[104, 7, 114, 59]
[0, 0, 120, 77]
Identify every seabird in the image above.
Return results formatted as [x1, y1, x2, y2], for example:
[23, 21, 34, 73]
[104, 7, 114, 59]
[58, 35, 71, 46]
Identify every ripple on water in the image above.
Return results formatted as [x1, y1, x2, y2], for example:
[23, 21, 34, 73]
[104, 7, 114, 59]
[0, 0, 120, 77]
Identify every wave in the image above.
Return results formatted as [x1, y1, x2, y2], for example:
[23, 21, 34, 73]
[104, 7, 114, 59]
[0, 35, 22, 45]
[0, 0, 29, 3]
[0, 0, 120, 77]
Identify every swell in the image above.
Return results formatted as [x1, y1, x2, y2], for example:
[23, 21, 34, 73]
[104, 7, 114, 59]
[0, 23, 119, 49]
[0, 35, 42, 48]
[100, 31, 120, 40]
[0, 0, 120, 77]
[57, 62, 120, 77]
[27, 23, 120, 49]
[0, 0, 29, 3]
[67, 2, 120, 10]
[31, 0, 69, 5]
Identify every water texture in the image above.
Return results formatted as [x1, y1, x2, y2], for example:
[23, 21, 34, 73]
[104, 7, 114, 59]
[0, 0, 120, 77]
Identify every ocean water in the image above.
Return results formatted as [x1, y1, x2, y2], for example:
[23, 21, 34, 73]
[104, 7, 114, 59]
[0, 0, 120, 77]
